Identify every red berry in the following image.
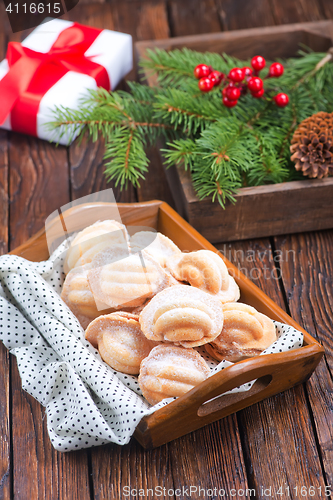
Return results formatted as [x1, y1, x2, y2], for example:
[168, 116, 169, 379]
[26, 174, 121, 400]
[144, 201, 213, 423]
[242, 66, 253, 77]
[194, 64, 212, 79]
[222, 96, 238, 108]
[208, 70, 224, 86]
[198, 76, 214, 92]
[247, 77, 263, 92]
[268, 62, 284, 78]
[251, 55, 266, 71]
[274, 93, 289, 107]
[251, 88, 265, 98]
[225, 86, 241, 100]
[228, 67, 245, 82]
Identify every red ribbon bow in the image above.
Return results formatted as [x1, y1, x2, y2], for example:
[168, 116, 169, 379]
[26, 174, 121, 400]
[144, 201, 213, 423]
[0, 23, 111, 136]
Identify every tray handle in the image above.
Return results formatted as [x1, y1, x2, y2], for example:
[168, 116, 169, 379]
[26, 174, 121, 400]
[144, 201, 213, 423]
[134, 343, 324, 448]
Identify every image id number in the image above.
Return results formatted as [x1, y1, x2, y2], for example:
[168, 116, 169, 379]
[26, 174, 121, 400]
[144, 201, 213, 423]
[6, 2, 61, 14]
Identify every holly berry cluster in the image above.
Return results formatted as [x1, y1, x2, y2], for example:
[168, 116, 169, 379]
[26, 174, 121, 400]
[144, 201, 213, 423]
[194, 55, 289, 108]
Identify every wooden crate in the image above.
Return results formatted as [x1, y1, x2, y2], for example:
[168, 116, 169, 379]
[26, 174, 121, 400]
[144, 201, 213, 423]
[136, 21, 333, 243]
[11, 200, 324, 449]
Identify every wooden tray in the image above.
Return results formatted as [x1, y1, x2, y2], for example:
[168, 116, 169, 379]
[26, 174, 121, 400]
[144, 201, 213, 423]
[136, 21, 333, 243]
[10, 200, 324, 449]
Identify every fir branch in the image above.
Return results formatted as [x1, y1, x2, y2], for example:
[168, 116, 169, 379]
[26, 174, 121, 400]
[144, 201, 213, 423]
[48, 47, 333, 207]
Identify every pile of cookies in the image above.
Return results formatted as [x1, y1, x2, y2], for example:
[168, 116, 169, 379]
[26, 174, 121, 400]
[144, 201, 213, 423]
[61, 220, 277, 405]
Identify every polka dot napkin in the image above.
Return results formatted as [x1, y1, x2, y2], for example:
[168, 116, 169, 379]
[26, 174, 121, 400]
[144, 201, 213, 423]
[0, 241, 303, 451]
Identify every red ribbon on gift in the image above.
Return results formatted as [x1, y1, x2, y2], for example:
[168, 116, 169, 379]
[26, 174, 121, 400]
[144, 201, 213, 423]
[0, 23, 111, 136]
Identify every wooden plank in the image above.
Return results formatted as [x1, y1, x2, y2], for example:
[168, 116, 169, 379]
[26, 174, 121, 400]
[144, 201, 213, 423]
[164, 165, 333, 243]
[215, 0, 275, 31]
[91, 441, 176, 499]
[0, 130, 10, 500]
[216, 238, 327, 498]
[270, 0, 324, 24]
[9, 135, 69, 248]
[168, 416, 249, 496]
[69, 134, 137, 203]
[275, 230, 333, 489]
[168, 0, 221, 37]
[8, 134, 91, 500]
[63, 3, 116, 29]
[137, 144, 176, 207]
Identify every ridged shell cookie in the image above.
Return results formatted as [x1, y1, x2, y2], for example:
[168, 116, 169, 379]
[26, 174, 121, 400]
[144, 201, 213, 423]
[130, 231, 181, 268]
[64, 220, 129, 273]
[138, 344, 210, 405]
[166, 250, 240, 303]
[87, 246, 169, 309]
[139, 285, 224, 348]
[205, 303, 276, 362]
[61, 265, 114, 329]
[85, 312, 158, 374]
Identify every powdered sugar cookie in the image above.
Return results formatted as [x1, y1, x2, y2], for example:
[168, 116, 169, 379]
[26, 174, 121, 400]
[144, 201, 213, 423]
[87, 246, 169, 309]
[138, 344, 210, 404]
[166, 250, 240, 303]
[130, 231, 181, 268]
[64, 220, 129, 273]
[139, 285, 223, 348]
[205, 302, 276, 362]
[85, 312, 158, 374]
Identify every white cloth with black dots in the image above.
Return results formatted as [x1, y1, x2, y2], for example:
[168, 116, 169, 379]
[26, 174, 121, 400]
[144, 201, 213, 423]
[0, 241, 303, 451]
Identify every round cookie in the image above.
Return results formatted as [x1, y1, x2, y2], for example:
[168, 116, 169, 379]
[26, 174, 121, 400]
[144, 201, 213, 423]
[64, 219, 129, 273]
[205, 303, 276, 362]
[85, 312, 158, 375]
[130, 231, 181, 268]
[61, 265, 114, 329]
[166, 250, 240, 303]
[139, 285, 224, 348]
[87, 246, 169, 309]
[138, 344, 210, 405]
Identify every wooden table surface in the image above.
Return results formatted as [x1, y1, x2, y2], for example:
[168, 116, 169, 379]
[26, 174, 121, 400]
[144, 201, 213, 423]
[0, 1, 333, 499]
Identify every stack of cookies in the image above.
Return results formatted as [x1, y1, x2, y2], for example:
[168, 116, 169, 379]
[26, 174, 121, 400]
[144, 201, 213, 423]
[60, 221, 277, 405]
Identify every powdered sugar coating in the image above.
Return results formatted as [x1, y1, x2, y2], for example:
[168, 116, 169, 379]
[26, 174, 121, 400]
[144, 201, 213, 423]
[139, 285, 224, 348]
[166, 250, 240, 303]
[130, 231, 181, 268]
[64, 219, 129, 273]
[87, 247, 169, 309]
[61, 264, 114, 329]
[205, 302, 276, 362]
[138, 344, 210, 404]
[85, 312, 158, 374]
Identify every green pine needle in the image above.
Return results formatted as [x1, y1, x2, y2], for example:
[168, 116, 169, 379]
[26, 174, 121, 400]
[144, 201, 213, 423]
[47, 46, 333, 208]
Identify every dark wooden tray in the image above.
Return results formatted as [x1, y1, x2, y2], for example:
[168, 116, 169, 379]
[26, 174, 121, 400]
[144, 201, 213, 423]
[136, 21, 333, 243]
[10, 200, 324, 449]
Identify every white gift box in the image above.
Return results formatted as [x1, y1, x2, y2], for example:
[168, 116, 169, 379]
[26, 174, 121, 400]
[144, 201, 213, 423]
[0, 19, 133, 145]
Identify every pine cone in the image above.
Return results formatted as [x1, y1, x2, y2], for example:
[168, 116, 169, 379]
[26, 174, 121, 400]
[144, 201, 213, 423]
[290, 111, 333, 179]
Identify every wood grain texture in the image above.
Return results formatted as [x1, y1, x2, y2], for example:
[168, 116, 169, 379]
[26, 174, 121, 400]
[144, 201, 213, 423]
[8, 135, 69, 249]
[137, 145, 175, 207]
[0, 132, 8, 255]
[63, 3, 116, 29]
[215, 0, 275, 31]
[91, 440, 175, 499]
[216, 238, 327, 498]
[168, 0, 221, 37]
[69, 134, 137, 202]
[270, 0, 325, 24]
[7, 135, 92, 499]
[0, 134, 10, 500]
[275, 230, 333, 490]
[168, 416, 249, 496]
